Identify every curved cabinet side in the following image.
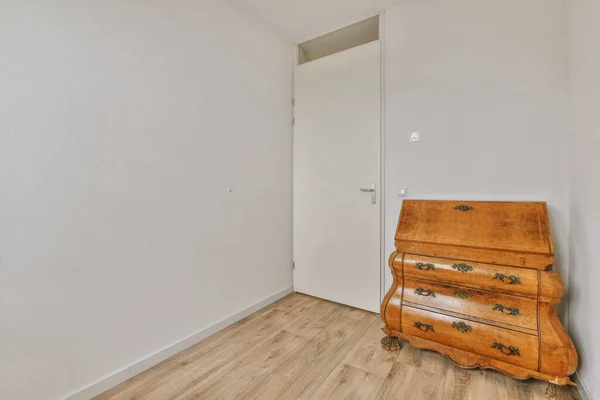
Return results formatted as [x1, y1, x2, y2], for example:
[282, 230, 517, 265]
[381, 251, 403, 333]
[539, 271, 579, 379]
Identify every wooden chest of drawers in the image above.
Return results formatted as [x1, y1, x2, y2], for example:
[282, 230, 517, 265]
[380, 200, 578, 385]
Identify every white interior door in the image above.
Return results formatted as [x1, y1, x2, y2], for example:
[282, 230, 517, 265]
[293, 41, 381, 312]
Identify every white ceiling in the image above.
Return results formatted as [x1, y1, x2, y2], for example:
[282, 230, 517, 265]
[230, 0, 404, 43]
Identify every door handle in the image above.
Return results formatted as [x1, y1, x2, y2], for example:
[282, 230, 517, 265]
[360, 183, 376, 205]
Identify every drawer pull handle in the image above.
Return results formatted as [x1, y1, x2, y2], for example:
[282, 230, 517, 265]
[414, 321, 435, 332]
[452, 263, 474, 273]
[416, 262, 435, 271]
[454, 205, 473, 212]
[454, 289, 473, 299]
[452, 321, 473, 333]
[492, 342, 520, 356]
[493, 273, 521, 285]
[415, 288, 436, 298]
[492, 304, 520, 316]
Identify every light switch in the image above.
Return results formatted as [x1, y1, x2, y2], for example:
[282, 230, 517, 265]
[410, 132, 421, 143]
[398, 188, 408, 198]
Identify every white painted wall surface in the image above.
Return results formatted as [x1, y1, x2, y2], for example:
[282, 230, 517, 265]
[230, 0, 402, 42]
[383, 0, 570, 322]
[569, 1, 600, 397]
[0, 1, 292, 399]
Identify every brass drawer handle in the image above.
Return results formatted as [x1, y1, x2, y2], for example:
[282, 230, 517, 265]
[452, 263, 474, 273]
[492, 304, 520, 316]
[416, 262, 435, 271]
[415, 288, 436, 298]
[414, 321, 435, 332]
[454, 205, 473, 212]
[493, 273, 521, 285]
[452, 321, 473, 333]
[492, 342, 520, 356]
[454, 289, 473, 299]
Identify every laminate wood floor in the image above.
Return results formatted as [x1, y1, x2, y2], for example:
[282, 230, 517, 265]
[95, 293, 581, 400]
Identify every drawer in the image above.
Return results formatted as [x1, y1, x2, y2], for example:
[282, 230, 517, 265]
[403, 277, 538, 331]
[403, 254, 538, 297]
[401, 305, 539, 371]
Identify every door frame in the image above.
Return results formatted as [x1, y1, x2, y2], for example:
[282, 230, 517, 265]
[291, 10, 387, 307]
[378, 10, 386, 306]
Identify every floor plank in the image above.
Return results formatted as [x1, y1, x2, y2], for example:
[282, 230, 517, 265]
[503, 372, 549, 400]
[468, 369, 513, 400]
[376, 360, 446, 400]
[282, 311, 378, 400]
[441, 362, 478, 400]
[395, 341, 451, 376]
[246, 311, 377, 400]
[344, 306, 371, 321]
[95, 294, 581, 400]
[545, 383, 582, 400]
[283, 299, 348, 339]
[176, 330, 307, 399]
[374, 361, 416, 400]
[311, 363, 384, 400]
[342, 321, 400, 379]
[271, 292, 319, 315]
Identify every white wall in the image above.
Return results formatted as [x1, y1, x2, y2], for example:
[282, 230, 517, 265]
[0, 1, 293, 399]
[230, 0, 403, 42]
[569, 1, 600, 397]
[383, 1, 570, 321]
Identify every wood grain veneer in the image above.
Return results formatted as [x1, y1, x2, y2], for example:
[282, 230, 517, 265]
[381, 200, 578, 386]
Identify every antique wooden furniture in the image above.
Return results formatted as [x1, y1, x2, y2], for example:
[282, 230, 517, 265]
[381, 200, 578, 385]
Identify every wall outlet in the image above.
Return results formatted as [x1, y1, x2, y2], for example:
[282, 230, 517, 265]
[398, 188, 408, 198]
[410, 132, 421, 143]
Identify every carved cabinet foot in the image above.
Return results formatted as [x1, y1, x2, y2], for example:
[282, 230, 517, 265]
[381, 336, 402, 351]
